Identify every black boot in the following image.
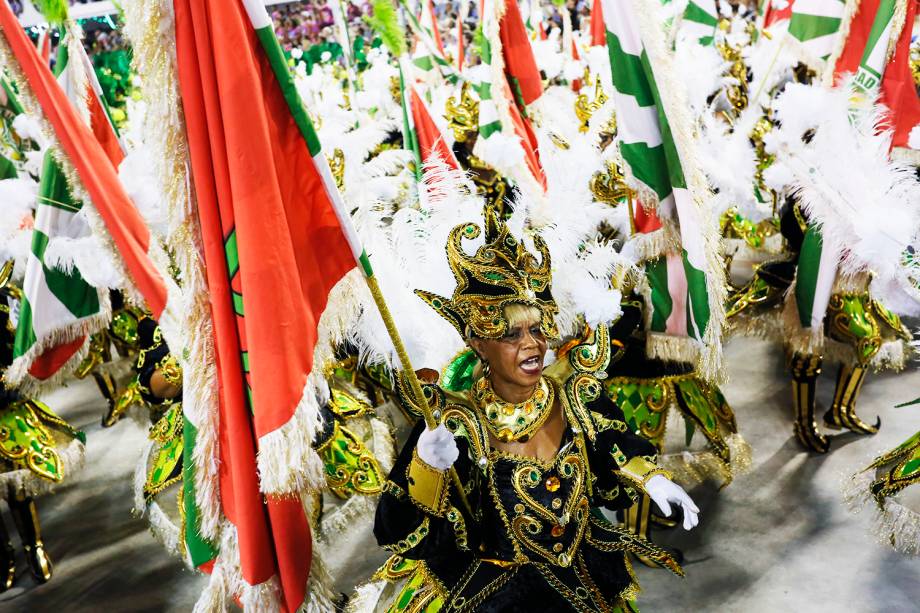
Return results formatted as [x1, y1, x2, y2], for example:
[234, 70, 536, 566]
[0, 511, 13, 592]
[823, 362, 880, 435]
[789, 353, 830, 453]
[9, 494, 52, 584]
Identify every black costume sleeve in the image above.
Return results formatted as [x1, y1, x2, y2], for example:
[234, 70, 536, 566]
[584, 393, 661, 511]
[374, 419, 475, 559]
[135, 316, 173, 405]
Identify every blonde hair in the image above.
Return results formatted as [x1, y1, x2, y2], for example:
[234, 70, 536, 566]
[503, 303, 541, 328]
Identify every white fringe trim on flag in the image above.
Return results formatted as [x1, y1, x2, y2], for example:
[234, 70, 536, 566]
[132, 438, 154, 517]
[3, 293, 111, 396]
[123, 0, 223, 543]
[147, 499, 184, 558]
[255, 269, 365, 496]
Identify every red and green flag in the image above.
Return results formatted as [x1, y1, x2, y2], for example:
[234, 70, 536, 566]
[172, 0, 386, 608]
[0, 8, 166, 392]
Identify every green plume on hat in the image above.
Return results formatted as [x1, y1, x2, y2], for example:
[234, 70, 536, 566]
[365, 0, 407, 58]
[32, 0, 70, 25]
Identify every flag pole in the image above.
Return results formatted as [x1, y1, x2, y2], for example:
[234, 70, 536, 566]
[240, 0, 474, 517]
[362, 268, 475, 517]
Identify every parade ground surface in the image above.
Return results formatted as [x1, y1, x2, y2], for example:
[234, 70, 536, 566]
[3, 336, 919, 613]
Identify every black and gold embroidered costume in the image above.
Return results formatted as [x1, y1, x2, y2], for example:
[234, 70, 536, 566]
[371, 214, 681, 611]
[373, 327, 680, 612]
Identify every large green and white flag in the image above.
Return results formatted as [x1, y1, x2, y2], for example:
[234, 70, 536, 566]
[7, 35, 109, 391]
[681, 0, 720, 46]
[788, 0, 848, 64]
[602, 0, 724, 376]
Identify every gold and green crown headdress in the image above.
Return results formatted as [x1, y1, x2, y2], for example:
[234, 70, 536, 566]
[416, 208, 559, 341]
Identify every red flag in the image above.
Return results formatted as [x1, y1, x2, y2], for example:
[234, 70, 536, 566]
[590, 0, 606, 46]
[498, 0, 543, 106]
[763, 0, 794, 27]
[831, 0, 881, 81]
[410, 86, 461, 170]
[880, 0, 920, 152]
[571, 39, 582, 92]
[0, 3, 168, 318]
[173, 0, 358, 609]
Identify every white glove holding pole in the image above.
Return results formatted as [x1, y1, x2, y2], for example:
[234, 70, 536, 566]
[417, 424, 459, 470]
[645, 474, 700, 530]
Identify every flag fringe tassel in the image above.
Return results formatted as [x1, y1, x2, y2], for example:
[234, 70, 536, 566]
[845, 468, 920, 556]
[3, 299, 111, 396]
[123, 0, 223, 542]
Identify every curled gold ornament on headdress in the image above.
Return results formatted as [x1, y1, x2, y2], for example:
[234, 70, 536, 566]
[445, 82, 479, 143]
[416, 208, 559, 341]
[575, 79, 609, 133]
[590, 160, 633, 205]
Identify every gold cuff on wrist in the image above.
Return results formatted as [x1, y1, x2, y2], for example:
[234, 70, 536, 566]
[407, 448, 450, 516]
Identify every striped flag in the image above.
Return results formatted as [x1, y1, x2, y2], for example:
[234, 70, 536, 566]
[419, 0, 445, 57]
[172, 0, 390, 608]
[793, 0, 919, 338]
[788, 0, 848, 64]
[6, 27, 126, 392]
[681, 0, 720, 46]
[792, 0, 919, 345]
[401, 66, 461, 173]
[400, 0, 458, 83]
[0, 7, 169, 323]
[474, 0, 546, 191]
[602, 0, 724, 374]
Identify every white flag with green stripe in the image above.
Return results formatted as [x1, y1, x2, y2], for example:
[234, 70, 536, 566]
[603, 0, 724, 375]
[399, 0, 459, 83]
[7, 38, 108, 391]
[681, 0, 720, 46]
[788, 0, 848, 64]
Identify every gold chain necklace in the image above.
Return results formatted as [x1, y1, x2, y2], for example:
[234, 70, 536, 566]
[472, 376, 554, 443]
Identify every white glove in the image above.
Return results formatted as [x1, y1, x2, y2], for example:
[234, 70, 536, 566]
[416, 424, 459, 471]
[645, 474, 700, 531]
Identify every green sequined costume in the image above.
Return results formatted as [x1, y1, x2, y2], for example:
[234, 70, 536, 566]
[848, 427, 920, 556]
[726, 202, 912, 453]
[0, 271, 85, 499]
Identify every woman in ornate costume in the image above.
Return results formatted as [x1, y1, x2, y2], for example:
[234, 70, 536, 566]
[0, 261, 84, 590]
[370, 210, 699, 611]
